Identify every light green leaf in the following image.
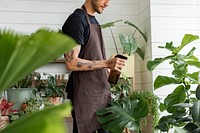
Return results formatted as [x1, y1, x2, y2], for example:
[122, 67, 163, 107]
[173, 34, 199, 54]
[124, 21, 147, 43]
[1, 103, 72, 133]
[187, 61, 200, 68]
[100, 20, 122, 29]
[154, 76, 177, 89]
[0, 29, 76, 92]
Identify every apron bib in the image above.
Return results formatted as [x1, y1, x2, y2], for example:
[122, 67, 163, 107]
[67, 5, 111, 133]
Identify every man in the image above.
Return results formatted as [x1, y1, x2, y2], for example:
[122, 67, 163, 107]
[62, 0, 126, 132]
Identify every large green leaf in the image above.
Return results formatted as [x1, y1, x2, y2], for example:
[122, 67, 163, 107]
[147, 55, 174, 71]
[96, 99, 148, 133]
[124, 21, 147, 43]
[0, 29, 76, 92]
[192, 100, 200, 123]
[187, 61, 200, 68]
[119, 33, 137, 55]
[100, 20, 122, 29]
[1, 102, 72, 133]
[196, 85, 200, 100]
[164, 85, 187, 113]
[173, 34, 199, 54]
[154, 76, 177, 89]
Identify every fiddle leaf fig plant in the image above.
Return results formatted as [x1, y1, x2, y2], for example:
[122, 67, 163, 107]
[147, 34, 200, 132]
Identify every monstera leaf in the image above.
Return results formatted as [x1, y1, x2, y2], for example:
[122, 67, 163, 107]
[96, 98, 149, 133]
[0, 29, 76, 92]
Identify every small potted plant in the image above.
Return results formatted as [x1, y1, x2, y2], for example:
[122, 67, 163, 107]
[37, 73, 65, 105]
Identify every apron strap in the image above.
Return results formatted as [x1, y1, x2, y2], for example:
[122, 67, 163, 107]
[81, 5, 91, 26]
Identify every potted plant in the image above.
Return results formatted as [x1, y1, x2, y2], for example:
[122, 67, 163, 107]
[101, 20, 147, 77]
[147, 34, 200, 132]
[0, 28, 75, 133]
[36, 73, 65, 105]
[6, 72, 40, 110]
[96, 74, 159, 133]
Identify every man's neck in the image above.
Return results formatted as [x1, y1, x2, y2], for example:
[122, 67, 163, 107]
[83, 3, 95, 16]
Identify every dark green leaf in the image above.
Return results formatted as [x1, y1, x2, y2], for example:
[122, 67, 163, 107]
[164, 85, 186, 113]
[192, 100, 200, 123]
[184, 123, 198, 132]
[135, 47, 144, 60]
[196, 84, 200, 100]
[96, 99, 148, 132]
[154, 76, 177, 89]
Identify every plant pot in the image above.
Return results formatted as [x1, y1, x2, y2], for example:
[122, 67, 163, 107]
[48, 97, 62, 105]
[7, 88, 34, 110]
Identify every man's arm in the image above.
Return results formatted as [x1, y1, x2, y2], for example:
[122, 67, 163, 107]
[64, 45, 125, 72]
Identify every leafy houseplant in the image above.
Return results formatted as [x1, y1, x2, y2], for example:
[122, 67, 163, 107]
[96, 75, 159, 133]
[6, 72, 40, 110]
[37, 73, 65, 105]
[0, 28, 76, 133]
[147, 34, 200, 132]
[101, 20, 147, 59]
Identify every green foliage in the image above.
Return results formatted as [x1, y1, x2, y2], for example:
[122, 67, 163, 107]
[1, 103, 72, 133]
[0, 28, 76, 92]
[147, 34, 200, 132]
[101, 20, 146, 59]
[37, 73, 65, 97]
[110, 74, 132, 101]
[0, 28, 76, 133]
[97, 98, 148, 133]
[97, 75, 159, 132]
[21, 97, 53, 115]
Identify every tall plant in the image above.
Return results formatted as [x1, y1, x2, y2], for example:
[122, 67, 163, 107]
[147, 34, 200, 132]
[101, 20, 146, 59]
[0, 28, 76, 133]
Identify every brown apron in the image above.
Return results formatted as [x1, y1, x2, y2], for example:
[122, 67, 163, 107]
[68, 6, 111, 133]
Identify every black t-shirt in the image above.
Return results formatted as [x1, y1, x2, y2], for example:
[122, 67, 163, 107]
[62, 9, 99, 45]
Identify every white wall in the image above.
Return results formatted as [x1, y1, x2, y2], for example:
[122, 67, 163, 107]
[149, 0, 200, 99]
[0, 0, 139, 75]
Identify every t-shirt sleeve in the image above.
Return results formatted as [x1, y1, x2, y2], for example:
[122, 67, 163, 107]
[62, 15, 85, 45]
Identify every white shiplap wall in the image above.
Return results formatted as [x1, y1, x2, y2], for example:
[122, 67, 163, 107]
[0, 0, 139, 74]
[150, 0, 200, 97]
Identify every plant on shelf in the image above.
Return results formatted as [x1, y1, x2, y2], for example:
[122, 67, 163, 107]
[0, 28, 76, 133]
[96, 75, 159, 133]
[147, 34, 200, 132]
[6, 72, 41, 110]
[101, 20, 147, 59]
[36, 73, 65, 105]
